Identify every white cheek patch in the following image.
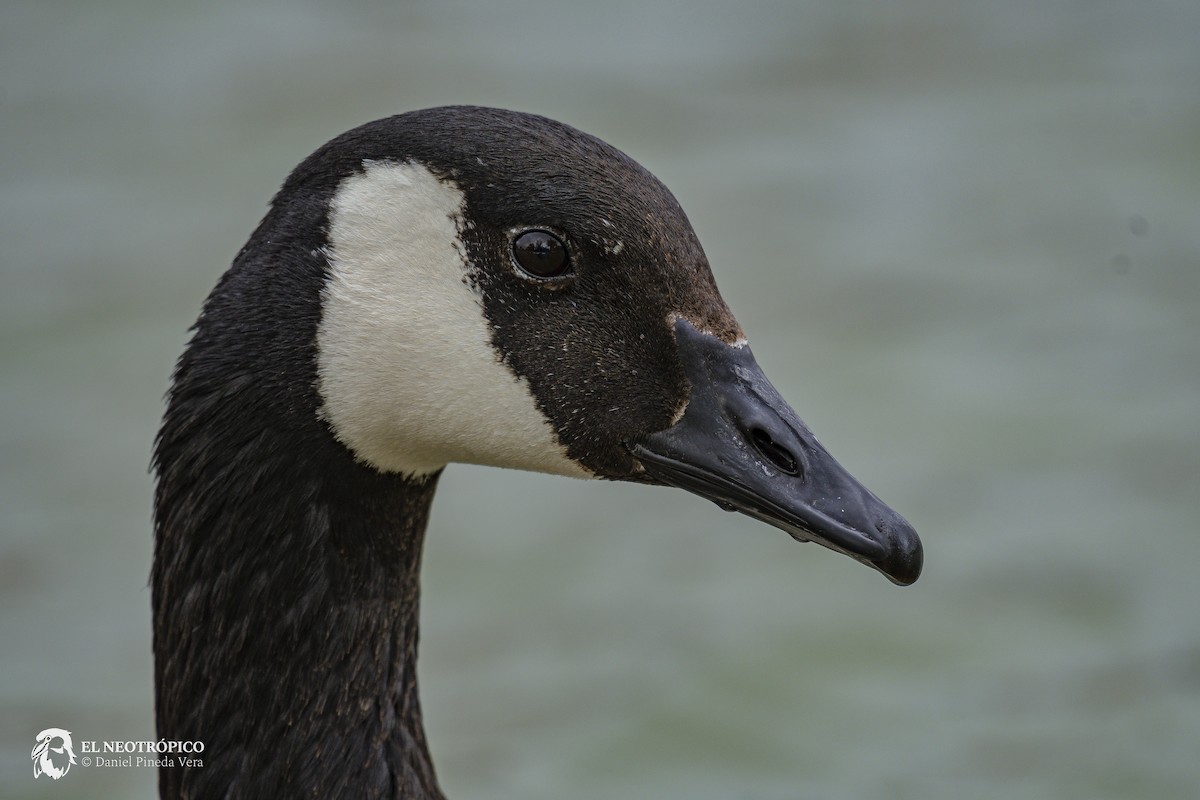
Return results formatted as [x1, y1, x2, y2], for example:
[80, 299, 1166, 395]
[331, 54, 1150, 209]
[316, 160, 591, 479]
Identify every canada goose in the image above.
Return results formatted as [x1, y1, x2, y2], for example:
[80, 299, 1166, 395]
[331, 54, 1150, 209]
[153, 105, 922, 799]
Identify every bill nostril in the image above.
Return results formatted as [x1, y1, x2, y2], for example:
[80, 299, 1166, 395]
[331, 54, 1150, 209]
[749, 427, 800, 476]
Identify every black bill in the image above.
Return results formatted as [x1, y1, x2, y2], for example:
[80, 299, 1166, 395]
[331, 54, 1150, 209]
[630, 318, 922, 586]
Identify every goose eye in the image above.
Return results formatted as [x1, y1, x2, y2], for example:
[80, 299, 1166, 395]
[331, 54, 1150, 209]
[512, 230, 570, 279]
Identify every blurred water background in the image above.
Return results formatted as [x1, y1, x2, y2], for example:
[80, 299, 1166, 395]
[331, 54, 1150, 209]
[2, 1, 1198, 798]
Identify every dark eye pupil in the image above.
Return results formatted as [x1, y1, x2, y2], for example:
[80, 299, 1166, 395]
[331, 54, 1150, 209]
[513, 230, 569, 278]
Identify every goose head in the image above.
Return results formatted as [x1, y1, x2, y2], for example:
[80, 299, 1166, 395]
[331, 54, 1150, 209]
[307, 105, 921, 584]
[154, 105, 923, 798]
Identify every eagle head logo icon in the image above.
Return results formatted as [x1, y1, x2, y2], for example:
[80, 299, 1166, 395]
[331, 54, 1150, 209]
[32, 728, 78, 780]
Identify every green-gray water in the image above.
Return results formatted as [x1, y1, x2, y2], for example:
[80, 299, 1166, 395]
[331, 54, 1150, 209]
[3, 1, 1198, 798]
